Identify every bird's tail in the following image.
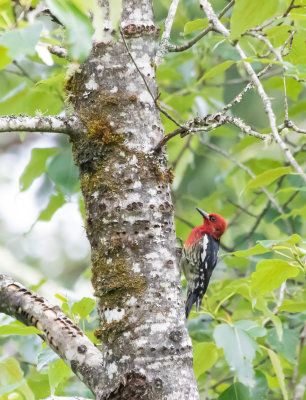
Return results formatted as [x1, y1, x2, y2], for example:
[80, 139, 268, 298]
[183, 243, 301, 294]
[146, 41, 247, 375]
[185, 292, 198, 319]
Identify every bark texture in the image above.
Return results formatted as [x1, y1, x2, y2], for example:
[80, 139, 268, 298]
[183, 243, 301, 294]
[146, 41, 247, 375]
[67, 1, 198, 399]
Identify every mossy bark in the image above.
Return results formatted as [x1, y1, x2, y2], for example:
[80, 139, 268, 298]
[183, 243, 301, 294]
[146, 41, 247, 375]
[68, 1, 199, 398]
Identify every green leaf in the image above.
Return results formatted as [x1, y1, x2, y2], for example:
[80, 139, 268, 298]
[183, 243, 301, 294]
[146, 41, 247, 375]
[231, 244, 271, 258]
[46, 149, 79, 195]
[0, 22, 42, 60]
[250, 370, 268, 400]
[279, 300, 306, 312]
[0, 358, 34, 400]
[0, 380, 25, 396]
[234, 320, 266, 338]
[0, 45, 12, 69]
[250, 259, 300, 297]
[218, 382, 250, 400]
[20, 148, 59, 191]
[193, 342, 219, 378]
[245, 167, 292, 190]
[267, 328, 299, 363]
[46, 0, 94, 61]
[48, 359, 71, 395]
[230, 0, 278, 39]
[214, 324, 259, 386]
[71, 297, 96, 319]
[184, 19, 208, 35]
[38, 191, 66, 222]
[266, 347, 288, 400]
[37, 347, 60, 371]
[199, 61, 235, 83]
[257, 234, 302, 248]
[0, 323, 41, 336]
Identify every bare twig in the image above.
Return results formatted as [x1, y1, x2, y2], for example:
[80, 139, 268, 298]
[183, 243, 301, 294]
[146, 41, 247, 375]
[155, 0, 180, 65]
[0, 115, 85, 136]
[47, 44, 69, 59]
[227, 199, 257, 218]
[155, 112, 268, 150]
[120, 29, 186, 130]
[199, 0, 306, 183]
[172, 136, 192, 169]
[285, 120, 306, 134]
[222, 63, 273, 112]
[169, 0, 235, 53]
[197, 137, 286, 216]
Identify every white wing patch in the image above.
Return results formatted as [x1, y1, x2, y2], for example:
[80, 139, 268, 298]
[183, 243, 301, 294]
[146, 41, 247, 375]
[201, 234, 209, 262]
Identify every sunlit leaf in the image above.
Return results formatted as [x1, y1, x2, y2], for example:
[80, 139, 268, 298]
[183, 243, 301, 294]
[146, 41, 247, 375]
[193, 342, 219, 378]
[184, 19, 208, 35]
[231, 244, 271, 258]
[20, 148, 59, 191]
[48, 359, 71, 395]
[0, 322, 41, 336]
[38, 191, 66, 221]
[231, 0, 279, 38]
[265, 347, 288, 400]
[199, 61, 235, 83]
[0, 45, 12, 69]
[71, 297, 96, 319]
[251, 259, 300, 297]
[245, 167, 292, 190]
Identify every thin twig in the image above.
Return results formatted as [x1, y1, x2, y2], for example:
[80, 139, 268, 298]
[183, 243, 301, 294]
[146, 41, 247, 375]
[155, 0, 180, 65]
[172, 136, 192, 169]
[169, 0, 235, 53]
[199, 0, 306, 183]
[227, 199, 257, 218]
[120, 29, 186, 130]
[197, 137, 286, 215]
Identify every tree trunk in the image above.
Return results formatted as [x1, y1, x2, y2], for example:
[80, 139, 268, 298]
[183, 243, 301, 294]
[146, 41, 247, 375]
[67, 1, 198, 399]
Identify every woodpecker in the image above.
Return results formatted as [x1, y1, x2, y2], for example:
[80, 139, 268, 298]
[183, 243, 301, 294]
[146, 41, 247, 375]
[181, 208, 227, 318]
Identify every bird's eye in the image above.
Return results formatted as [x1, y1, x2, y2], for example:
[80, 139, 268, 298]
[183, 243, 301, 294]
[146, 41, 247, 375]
[210, 216, 216, 222]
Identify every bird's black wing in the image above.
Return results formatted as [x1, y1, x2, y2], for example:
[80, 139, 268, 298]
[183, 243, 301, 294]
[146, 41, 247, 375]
[185, 234, 220, 318]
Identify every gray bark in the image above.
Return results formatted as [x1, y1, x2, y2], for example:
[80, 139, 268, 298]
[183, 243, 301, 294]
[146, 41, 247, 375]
[67, 0, 198, 398]
[0, 1, 199, 399]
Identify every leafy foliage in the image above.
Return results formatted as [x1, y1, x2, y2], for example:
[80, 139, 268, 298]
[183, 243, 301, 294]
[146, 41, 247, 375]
[0, 0, 305, 399]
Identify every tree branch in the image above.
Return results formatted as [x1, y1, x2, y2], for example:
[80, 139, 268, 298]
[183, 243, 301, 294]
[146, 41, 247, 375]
[155, 0, 180, 65]
[47, 44, 69, 59]
[0, 115, 86, 136]
[0, 274, 104, 397]
[199, 0, 306, 183]
[168, 1, 234, 53]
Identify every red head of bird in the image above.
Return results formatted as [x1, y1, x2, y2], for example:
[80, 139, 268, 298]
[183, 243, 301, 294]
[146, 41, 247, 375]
[185, 208, 227, 246]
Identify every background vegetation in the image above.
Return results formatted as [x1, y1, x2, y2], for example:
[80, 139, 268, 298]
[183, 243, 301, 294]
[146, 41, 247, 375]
[0, 0, 305, 399]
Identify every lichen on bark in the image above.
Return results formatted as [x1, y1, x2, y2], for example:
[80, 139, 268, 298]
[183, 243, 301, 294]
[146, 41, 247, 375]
[66, 4, 199, 397]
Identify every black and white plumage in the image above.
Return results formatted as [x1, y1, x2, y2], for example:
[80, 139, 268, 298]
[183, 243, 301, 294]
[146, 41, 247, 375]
[180, 208, 227, 319]
[181, 233, 219, 318]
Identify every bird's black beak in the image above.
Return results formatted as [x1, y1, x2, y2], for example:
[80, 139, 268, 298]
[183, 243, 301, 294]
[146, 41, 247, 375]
[196, 208, 209, 219]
